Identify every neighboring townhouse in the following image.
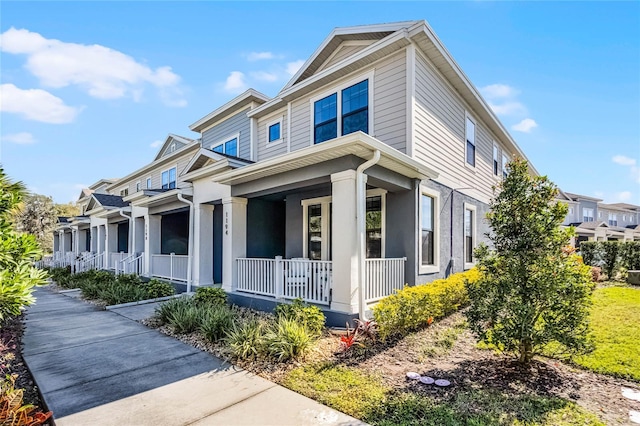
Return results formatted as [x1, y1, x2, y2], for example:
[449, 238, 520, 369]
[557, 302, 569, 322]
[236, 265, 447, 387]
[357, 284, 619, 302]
[557, 192, 640, 245]
[51, 20, 542, 323]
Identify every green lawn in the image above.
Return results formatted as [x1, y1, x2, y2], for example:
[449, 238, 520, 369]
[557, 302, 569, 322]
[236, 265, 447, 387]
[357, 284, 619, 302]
[283, 363, 603, 426]
[571, 284, 640, 380]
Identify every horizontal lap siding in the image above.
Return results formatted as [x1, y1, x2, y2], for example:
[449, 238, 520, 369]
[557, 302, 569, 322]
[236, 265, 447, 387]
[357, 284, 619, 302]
[149, 150, 197, 190]
[257, 108, 288, 161]
[288, 49, 407, 154]
[201, 108, 251, 160]
[414, 51, 499, 200]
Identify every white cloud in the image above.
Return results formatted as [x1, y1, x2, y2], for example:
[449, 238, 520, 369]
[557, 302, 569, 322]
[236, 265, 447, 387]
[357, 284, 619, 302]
[0, 83, 80, 123]
[480, 84, 519, 99]
[0, 27, 187, 107]
[612, 155, 637, 166]
[616, 191, 632, 202]
[488, 101, 527, 116]
[286, 60, 305, 77]
[1, 132, 36, 144]
[511, 118, 538, 133]
[594, 191, 605, 198]
[223, 71, 248, 94]
[246, 51, 275, 61]
[150, 140, 163, 148]
[250, 71, 279, 82]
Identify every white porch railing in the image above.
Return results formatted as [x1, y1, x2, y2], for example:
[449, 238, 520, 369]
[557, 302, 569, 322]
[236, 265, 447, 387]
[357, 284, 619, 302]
[110, 252, 127, 270]
[364, 257, 406, 303]
[237, 257, 332, 305]
[151, 253, 188, 282]
[117, 252, 144, 275]
[76, 252, 104, 272]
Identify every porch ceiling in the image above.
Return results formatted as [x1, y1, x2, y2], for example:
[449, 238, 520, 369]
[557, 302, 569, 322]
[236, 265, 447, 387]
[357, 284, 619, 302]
[132, 187, 193, 209]
[213, 132, 438, 187]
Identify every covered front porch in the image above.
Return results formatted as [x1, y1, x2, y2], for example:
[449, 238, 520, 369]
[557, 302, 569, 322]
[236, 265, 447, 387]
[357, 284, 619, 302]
[213, 132, 438, 318]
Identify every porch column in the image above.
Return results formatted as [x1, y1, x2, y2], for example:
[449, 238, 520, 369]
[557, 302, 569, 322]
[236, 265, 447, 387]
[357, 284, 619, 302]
[98, 225, 107, 267]
[330, 170, 359, 314]
[222, 197, 247, 293]
[59, 231, 65, 255]
[134, 217, 145, 254]
[145, 214, 161, 277]
[106, 224, 118, 268]
[194, 203, 215, 287]
[90, 226, 97, 253]
[53, 232, 60, 253]
[71, 228, 77, 255]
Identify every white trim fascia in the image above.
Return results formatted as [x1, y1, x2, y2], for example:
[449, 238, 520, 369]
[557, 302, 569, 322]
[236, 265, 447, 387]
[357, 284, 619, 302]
[181, 159, 235, 183]
[265, 117, 284, 146]
[406, 44, 416, 158]
[212, 132, 439, 185]
[181, 148, 231, 176]
[463, 202, 477, 270]
[316, 40, 373, 72]
[153, 134, 193, 161]
[106, 141, 199, 192]
[248, 30, 411, 118]
[189, 89, 270, 132]
[418, 185, 440, 275]
[308, 70, 375, 146]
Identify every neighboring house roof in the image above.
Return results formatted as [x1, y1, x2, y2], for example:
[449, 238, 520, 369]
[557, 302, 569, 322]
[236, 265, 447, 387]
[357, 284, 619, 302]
[626, 224, 640, 230]
[182, 147, 254, 176]
[57, 217, 71, 224]
[91, 193, 129, 208]
[604, 202, 640, 211]
[556, 189, 576, 202]
[569, 221, 608, 230]
[248, 20, 537, 175]
[189, 89, 270, 133]
[153, 134, 196, 161]
[564, 192, 603, 202]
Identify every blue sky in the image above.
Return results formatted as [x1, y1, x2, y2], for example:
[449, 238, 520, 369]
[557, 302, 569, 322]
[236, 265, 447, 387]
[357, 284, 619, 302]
[1, 1, 639, 204]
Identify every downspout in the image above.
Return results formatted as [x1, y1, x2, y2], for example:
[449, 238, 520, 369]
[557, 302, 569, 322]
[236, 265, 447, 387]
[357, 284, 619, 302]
[356, 150, 381, 320]
[177, 194, 194, 293]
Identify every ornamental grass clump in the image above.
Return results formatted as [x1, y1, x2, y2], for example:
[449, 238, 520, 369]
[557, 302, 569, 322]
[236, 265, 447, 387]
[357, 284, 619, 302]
[373, 269, 478, 340]
[200, 304, 235, 342]
[264, 317, 313, 361]
[226, 320, 266, 360]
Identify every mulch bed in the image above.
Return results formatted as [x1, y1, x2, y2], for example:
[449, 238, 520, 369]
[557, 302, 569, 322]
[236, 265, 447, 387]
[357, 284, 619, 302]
[1, 315, 52, 425]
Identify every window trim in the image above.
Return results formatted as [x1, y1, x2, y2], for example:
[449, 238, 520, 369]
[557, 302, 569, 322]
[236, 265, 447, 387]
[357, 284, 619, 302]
[210, 132, 240, 157]
[161, 165, 178, 190]
[265, 118, 283, 145]
[308, 71, 375, 146]
[146, 177, 152, 189]
[135, 181, 141, 192]
[492, 142, 500, 177]
[419, 185, 440, 274]
[464, 113, 477, 169]
[583, 207, 594, 222]
[301, 188, 387, 261]
[119, 187, 129, 197]
[463, 202, 477, 270]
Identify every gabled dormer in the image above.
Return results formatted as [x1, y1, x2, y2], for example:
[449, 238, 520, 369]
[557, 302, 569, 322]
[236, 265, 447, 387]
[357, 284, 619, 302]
[153, 134, 195, 161]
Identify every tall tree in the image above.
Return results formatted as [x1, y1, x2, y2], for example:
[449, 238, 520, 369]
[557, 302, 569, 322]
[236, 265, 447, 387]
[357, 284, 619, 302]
[0, 167, 48, 321]
[13, 194, 57, 253]
[54, 201, 81, 218]
[465, 158, 594, 364]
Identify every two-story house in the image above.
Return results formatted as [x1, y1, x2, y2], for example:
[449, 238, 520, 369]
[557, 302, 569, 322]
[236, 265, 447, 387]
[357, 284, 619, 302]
[53, 20, 539, 324]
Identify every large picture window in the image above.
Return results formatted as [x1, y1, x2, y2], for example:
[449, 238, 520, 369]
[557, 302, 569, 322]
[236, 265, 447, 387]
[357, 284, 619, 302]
[212, 136, 238, 157]
[161, 167, 176, 190]
[313, 77, 370, 144]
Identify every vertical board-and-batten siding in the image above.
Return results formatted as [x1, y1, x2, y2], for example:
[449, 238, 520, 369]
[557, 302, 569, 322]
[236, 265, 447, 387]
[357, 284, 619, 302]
[288, 49, 407, 154]
[413, 49, 501, 201]
[201, 108, 251, 160]
[256, 108, 288, 162]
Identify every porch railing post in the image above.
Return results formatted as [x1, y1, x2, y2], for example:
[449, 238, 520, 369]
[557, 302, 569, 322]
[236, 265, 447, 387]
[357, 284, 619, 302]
[170, 252, 175, 282]
[275, 256, 283, 299]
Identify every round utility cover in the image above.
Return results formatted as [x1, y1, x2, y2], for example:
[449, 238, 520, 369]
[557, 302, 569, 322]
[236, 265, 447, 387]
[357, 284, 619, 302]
[406, 372, 420, 380]
[419, 376, 435, 384]
[435, 379, 451, 387]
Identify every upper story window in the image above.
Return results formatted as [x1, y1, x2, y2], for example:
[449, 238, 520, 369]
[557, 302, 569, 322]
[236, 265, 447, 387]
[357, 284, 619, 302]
[493, 144, 500, 176]
[465, 116, 476, 167]
[502, 153, 509, 178]
[313, 78, 369, 144]
[146, 177, 152, 189]
[608, 213, 617, 227]
[623, 214, 627, 222]
[120, 188, 128, 197]
[162, 167, 176, 190]
[135, 181, 141, 192]
[212, 137, 238, 157]
[583, 208, 594, 222]
[598, 211, 602, 219]
[268, 122, 281, 143]
[568, 207, 574, 215]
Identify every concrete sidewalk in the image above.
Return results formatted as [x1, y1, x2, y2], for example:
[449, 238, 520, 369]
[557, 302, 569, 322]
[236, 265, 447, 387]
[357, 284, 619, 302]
[23, 286, 365, 426]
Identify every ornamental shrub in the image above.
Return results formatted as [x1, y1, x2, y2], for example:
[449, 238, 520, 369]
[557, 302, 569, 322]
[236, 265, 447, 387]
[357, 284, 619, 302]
[194, 286, 227, 306]
[142, 279, 174, 299]
[274, 298, 326, 337]
[199, 304, 235, 342]
[620, 241, 640, 270]
[579, 242, 600, 267]
[373, 269, 478, 340]
[600, 241, 620, 279]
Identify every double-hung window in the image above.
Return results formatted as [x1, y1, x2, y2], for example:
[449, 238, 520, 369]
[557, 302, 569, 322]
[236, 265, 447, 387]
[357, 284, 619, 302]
[493, 144, 500, 176]
[464, 203, 477, 268]
[465, 116, 476, 167]
[135, 181, 141, 192]
[161, 167, 176, 190]
[212, 137, 238, 157]
[313, 78, 369, 144]
[120, 188, 128, 197]
[366, 195, 383, 259]
[583, 208, 594, 222]
[146, 177, 152, 189]
[608, 213, 617, 226]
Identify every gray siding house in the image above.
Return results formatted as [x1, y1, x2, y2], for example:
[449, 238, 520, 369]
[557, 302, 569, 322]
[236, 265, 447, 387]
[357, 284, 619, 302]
[53, 20, 550, 324]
